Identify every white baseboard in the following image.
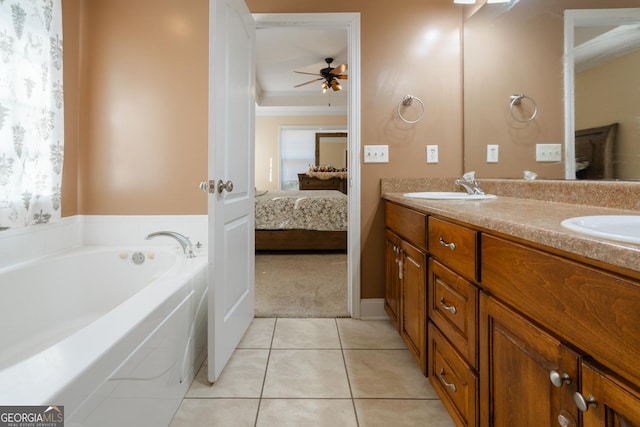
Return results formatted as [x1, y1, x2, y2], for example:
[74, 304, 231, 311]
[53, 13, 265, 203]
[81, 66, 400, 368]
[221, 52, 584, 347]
[359, 298, 387, 320]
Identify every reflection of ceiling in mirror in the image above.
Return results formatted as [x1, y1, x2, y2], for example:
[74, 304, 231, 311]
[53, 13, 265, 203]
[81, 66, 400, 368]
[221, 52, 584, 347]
[574, 24, 640, 72]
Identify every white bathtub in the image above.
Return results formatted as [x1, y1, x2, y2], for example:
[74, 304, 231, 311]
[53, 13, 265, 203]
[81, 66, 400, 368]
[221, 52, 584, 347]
[0, 246, 208, 426]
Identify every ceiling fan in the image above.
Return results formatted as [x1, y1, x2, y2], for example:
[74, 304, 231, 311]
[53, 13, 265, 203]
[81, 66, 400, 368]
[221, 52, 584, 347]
[293, 57, 348, 92]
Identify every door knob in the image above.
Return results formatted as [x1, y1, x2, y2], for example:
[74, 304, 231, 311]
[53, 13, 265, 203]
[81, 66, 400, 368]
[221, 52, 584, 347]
[217, 180, 234, 194]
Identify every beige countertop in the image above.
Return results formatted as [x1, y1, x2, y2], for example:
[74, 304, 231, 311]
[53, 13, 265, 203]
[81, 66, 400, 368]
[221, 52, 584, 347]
[381, 179, 640, 277]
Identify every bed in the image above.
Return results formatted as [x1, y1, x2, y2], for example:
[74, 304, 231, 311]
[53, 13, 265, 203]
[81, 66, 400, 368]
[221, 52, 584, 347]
[575, 123, 618, 179]
[255, 190, 347, 251]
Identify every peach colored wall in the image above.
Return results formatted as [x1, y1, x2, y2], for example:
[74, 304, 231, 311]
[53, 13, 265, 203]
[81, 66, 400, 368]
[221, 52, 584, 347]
[247, 0, 464, 299]
[62, 0, 462, 300]
[576, 51, 640, 180]
[76, 0, 208, 215]
[255, 115, 347, 191]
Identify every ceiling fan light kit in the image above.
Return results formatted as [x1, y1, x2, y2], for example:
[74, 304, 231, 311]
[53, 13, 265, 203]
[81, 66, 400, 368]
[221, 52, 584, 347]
[294, 57, 348, 93]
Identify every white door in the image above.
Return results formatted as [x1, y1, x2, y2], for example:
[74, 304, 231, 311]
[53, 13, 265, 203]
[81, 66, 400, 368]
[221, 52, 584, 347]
[207, 0, 255, 382]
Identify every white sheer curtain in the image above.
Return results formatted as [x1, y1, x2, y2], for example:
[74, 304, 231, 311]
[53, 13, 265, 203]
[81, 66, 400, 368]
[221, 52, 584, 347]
[0, 0, 64, 228]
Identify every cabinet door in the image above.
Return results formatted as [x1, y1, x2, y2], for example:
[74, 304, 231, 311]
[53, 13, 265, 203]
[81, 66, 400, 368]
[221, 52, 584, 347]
[385, 229, 402, 331]
[400, 239, 427, 375]
[480, 294, 581, 427]
[578, 361, 640, 427]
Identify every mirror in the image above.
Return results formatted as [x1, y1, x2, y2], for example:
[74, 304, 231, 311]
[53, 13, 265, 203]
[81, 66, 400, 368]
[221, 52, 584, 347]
[565, 8, 640, 180]
[315, 132, 348, 168]
[463, 0, 640, 181]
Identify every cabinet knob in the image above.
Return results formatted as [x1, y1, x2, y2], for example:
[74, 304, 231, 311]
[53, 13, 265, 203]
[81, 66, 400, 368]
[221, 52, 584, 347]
[438, 237, 456, 251]
[439, 297, 458, 314]
[549, 370, 572, 387]
[573, 392, 598, 412]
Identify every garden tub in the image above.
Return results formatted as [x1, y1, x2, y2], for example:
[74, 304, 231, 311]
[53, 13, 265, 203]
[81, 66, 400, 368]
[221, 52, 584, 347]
[0, 245, 208, 426]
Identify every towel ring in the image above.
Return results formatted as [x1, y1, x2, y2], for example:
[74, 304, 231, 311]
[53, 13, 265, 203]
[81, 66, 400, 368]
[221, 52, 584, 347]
[397, 95, 425, 124]
[509, 94, 538, 123]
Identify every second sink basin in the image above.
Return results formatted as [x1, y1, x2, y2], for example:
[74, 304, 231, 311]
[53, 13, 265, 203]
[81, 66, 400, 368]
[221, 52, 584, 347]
[561, 215, 640, 245]
[403, 191, 497, 200]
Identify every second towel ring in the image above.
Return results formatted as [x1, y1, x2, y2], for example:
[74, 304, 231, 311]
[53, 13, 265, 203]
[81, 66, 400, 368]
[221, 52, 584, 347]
[397, 95, 425, 124]
[509, 94, 538, 123]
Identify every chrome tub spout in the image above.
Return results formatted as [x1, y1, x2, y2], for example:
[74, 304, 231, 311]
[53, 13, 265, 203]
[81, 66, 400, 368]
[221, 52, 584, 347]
[146, 231, 196, 258]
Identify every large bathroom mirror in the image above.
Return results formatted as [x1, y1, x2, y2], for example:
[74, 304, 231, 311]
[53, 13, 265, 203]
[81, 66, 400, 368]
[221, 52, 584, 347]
[315, 132, 348, 168]
[463, 0, 640, 181]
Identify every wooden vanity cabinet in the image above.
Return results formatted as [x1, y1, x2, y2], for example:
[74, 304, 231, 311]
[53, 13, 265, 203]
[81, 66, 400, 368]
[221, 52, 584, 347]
[385, 229, 402, 330]
[427, 217, 480, 427]
[481, 234, 640, 427]
[579, 361, 640, 427]
[384, 202, 427, 374]
[480, 293, 581, 427]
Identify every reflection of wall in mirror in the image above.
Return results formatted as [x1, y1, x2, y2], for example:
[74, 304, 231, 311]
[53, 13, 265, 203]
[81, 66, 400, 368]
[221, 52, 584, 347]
[463, 0, 640, 180]
[318, 135, 348, 168]
[576, 50, 640, 180]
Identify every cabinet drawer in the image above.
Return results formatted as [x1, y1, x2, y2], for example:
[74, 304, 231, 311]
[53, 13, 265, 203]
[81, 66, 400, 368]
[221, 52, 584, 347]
[428, 217, 477, 281]
[385, 202, 426, 251]
[482, 234, 640, 386]
[428, 259, 478, 367]
[428, 322, 478, 427]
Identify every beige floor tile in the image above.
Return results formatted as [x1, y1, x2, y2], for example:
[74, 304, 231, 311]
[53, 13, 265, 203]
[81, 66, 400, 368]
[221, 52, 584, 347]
[256, 399, 358, 427]
[344, 350, 438, 399]
[272, 318, 340, 349]
[186, 350, 269, 398]
[262, 349, 351, 398]
[337, 318, 407, 349]
[169, 398, 259, 427]
[354, 399, 456, 427]
[238, 318, 276, 349]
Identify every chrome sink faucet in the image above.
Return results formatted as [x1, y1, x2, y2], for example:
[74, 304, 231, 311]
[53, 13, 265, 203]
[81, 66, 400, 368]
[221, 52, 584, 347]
[146, 231, 196, 258]
[455, 171, 485, 195]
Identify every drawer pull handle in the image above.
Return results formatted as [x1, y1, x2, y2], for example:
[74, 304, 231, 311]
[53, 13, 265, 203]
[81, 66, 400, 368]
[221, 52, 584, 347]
[574, 392, 598, 412]
[438, 368, 457, 393]
[439, 297, 458, 314]
[439, 237, 456, 251]
[549, 370, 572, 387]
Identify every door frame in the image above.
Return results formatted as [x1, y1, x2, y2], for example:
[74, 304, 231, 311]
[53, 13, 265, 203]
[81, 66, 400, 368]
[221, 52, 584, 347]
[254, 13, 362, 318]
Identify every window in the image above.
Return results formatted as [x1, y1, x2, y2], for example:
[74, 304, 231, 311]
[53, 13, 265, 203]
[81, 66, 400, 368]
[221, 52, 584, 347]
[279, 128, 315, 190]
[0, 0, 64, 228]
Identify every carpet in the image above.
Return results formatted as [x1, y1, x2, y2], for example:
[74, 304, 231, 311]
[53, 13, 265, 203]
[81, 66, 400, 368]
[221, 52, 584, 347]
[255, 252, 349, 318]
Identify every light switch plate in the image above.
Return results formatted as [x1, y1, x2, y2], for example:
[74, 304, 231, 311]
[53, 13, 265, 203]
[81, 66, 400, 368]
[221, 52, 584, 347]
[536, 144, 562, 162]
[364, 145, 389, 163]
[487, 144, 499, 163]
[426, 145, 438, 163]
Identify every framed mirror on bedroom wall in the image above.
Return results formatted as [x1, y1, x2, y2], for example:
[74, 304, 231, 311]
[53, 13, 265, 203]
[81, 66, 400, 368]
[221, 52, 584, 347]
[463, 0, 640, 181]
[316, 132, 348, 168]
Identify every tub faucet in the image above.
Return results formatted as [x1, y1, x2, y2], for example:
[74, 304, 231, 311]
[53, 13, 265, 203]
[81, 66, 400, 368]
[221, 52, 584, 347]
[455, 171, 485, 195]
[146, 231, 196, 258]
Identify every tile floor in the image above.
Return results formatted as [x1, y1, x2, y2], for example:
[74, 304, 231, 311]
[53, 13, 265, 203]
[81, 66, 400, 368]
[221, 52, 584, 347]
[170, 318, 455, 427]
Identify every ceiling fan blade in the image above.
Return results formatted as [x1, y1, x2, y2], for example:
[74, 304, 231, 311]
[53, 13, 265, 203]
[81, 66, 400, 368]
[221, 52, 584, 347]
[330, 64, 348, 74]
[335, 74, 348, 80]
[294, 78, 323, 88]
[294, 70, 322, 76]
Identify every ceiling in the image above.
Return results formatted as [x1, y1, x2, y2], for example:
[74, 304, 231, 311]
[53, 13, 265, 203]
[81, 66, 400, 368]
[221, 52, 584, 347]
[255, 26, 348, 115]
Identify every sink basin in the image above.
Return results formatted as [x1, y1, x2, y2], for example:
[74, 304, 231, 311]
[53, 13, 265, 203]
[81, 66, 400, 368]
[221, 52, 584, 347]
[561, 215, 640, 245]
[403, 191, 497, 200]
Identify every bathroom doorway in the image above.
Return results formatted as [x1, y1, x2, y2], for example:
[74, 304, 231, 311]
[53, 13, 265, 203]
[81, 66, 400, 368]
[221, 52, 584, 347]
[253, 13, 361, 318]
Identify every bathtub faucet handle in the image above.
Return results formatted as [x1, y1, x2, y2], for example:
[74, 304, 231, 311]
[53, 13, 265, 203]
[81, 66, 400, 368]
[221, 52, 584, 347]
[145, 231, 196, 258]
